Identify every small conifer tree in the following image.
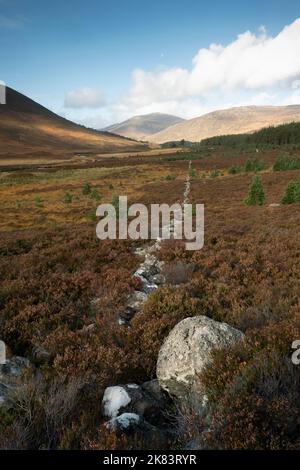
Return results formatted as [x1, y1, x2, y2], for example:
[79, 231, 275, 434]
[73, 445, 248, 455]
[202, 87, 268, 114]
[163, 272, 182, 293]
[244, 176, 265, 206]
[282, 179, 300, 204]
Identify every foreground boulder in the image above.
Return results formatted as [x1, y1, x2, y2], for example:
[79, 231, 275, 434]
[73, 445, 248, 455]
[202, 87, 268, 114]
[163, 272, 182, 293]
[157, 316, 244, 399]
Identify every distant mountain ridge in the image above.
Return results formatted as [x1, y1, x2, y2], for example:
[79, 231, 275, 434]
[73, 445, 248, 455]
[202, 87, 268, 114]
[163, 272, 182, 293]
[0, 87, 145, 160]
[104, 112, 185, 140]
[147, 105, 300, 143]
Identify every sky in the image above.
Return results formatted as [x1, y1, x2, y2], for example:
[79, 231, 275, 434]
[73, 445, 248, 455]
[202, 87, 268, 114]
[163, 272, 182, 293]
[1, 0, 300, 128]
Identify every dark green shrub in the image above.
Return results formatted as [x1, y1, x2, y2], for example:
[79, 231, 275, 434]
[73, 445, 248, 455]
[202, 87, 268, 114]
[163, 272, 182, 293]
[228, 166, 243, 175]
[281, 178, 300, 204]
[35, 197, 43, 208]
[189, 169, 196, 178]
[244, 176, 265, 206]
[210, 170, 221, 178]
[244, 158, 266, 173]
[111, 194, 120, 214]
[90, 189, 101, 201]
[273, 154, 300, 171]
[62, 192, 72, 204]
[165, 174, 177, 181]
[82, 182, 92, 195]
[86, 210, 97, 221]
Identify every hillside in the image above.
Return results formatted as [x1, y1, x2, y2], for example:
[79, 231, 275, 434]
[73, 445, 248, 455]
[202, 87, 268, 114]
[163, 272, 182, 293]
[200, 121, 300, 147]
[104, 112, 184, 140]
[148, 105, 300, 143]
[0, 87, 146, 161]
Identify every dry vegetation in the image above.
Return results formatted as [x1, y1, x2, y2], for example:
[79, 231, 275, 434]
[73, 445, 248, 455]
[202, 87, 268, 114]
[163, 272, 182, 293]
[0, 145, 300, 449]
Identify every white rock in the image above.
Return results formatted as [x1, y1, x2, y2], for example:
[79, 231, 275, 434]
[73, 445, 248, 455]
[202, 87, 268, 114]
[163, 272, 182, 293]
[127, 384, 139, 389]
[102, 386, 131, 418]
[118, 317, 128, 326]
[157, 316, 244, 399]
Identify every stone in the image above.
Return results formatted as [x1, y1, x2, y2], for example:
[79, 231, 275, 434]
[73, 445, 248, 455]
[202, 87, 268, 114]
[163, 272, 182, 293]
[0, 356, 32, 407]
[127, 290, 148, 310]
[105, 412, 165, 442]
[102, 381, 169, 426]
[32, 346, 51, 362]
[157, 316, 244, 399]
[134, 255, 160, 280]
[133, 273, 158, 294]
[151, 273, 166, 285]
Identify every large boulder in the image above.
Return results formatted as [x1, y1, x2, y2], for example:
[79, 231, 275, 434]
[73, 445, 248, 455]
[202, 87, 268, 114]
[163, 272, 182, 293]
[157, 316, 244, 399]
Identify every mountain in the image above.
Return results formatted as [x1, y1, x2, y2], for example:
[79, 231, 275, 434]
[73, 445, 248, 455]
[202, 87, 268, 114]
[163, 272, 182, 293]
[0, 87, 145, 160]
[104, 113, 184, 140]
[147, 105, 300, 143]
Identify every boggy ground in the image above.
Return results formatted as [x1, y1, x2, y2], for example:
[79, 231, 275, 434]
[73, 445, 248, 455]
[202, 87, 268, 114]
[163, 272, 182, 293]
[0, 147, 300, 449]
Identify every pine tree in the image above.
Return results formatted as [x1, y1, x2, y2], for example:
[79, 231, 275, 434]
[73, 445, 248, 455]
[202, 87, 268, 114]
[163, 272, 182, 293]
[244, 176, 265, 206]
[282, 181, 297, 204]
[281, 178, 300, 204]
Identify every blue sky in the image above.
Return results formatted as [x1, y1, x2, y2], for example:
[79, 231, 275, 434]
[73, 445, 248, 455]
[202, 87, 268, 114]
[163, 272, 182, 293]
[1, 0, 300, 127]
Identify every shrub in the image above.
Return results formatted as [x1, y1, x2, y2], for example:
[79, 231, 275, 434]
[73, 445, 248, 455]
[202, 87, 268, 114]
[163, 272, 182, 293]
[244, 158, 266, 173]
[273, 154, 300, 171]
[162, 261, 194, 285]
[209, 170, 221, 178]
[165, 174, 177, 181]
[228, 166, 243, 175]
[200, 344, 300, 450]
[189, 169, 196, 178]
[86, 210, 97, 222]
[35, 197, 43, 208]
[244, 176, 265, 206]
[111, 194, 120, 214]
[82, 182, 92, 195]
[62, 192, 72, 204]
[281, 178, 300, 204]
[90, 189, 101, 201]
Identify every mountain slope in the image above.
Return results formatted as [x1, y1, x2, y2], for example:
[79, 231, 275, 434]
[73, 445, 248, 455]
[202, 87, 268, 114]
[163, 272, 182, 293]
[0, 87, 145, 160]
[148, 105, 300, 143]
[104, 112, 184, 140]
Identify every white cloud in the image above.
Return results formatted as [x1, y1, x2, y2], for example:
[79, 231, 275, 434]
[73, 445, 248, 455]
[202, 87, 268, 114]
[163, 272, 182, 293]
[117, 18, 300, 119]
[63, 18, 300, 127]
[64, 87, 106, 109]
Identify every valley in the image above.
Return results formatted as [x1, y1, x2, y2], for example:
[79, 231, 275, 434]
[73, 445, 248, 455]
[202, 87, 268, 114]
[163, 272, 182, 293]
[1, 136, 300, 449]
